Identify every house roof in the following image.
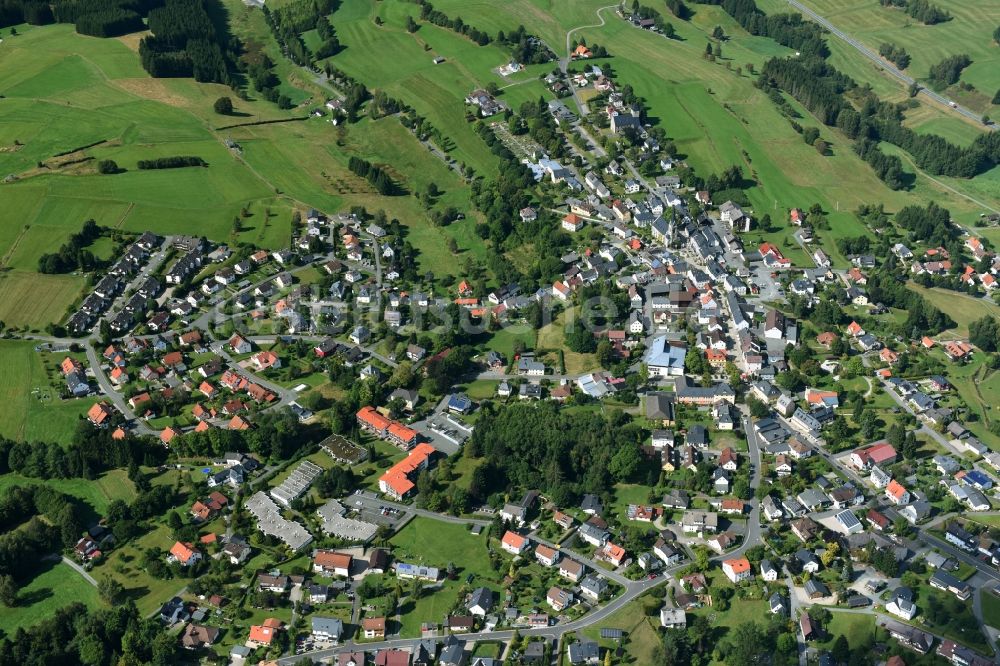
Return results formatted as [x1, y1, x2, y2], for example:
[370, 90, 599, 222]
[502, 531, 527, 549]
[724, 557, 751, 574]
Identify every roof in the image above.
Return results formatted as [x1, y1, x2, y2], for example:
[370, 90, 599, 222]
[502, 531, 527, 549]
[724, 557, 751, 574]
[886, 479, 907, 500]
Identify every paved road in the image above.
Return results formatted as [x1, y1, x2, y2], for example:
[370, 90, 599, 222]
[786, 0, 993, 130]
[58, 555, 98, 587]
[211, 342, 298, 409]
[352, 495, 491, 527]
[560, 5, 618, 118]
[85, 343, 154, 435]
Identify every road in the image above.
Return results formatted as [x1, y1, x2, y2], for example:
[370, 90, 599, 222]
[85, 343, 154, 435]
[58, 555, 98, 587]
[560, 5, 618, 118]
[786, 0, 993, 131]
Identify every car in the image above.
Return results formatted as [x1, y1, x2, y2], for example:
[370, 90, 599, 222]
[647, 573, 657, 580]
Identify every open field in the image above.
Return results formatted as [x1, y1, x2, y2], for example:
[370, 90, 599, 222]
[0, 341, 97, 444]
[389, 517, 497, 580]
[0, 560, 100, 632]
[906, 282, 1000, 336]
[0, 470, 136, 520]
[580, 596, 662, 665]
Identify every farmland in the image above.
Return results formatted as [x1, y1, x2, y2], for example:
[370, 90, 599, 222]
[0, 469, 136, 518]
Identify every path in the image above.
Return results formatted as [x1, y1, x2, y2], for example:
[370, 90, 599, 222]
[785, 0, 994, 133]
[560, 5, 619, 117]
[59, 555, 98, 587]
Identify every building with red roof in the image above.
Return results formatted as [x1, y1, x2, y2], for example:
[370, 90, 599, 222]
[378, 443, 436, 499]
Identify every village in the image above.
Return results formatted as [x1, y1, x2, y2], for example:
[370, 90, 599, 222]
[23, 14, 1000, 666]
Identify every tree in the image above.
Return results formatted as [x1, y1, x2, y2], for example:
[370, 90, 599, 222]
[0, 574, 17, 607]
[213, 96, 233, 114]
[97, 160, 120, 174]
[98, 576, 124, 605]
[725, 622, 769, 666]
[747, 396, 770, 419]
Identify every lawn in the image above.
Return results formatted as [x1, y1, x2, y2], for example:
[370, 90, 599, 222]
[389, 517, 498, 582]
[536, 309, 601, 375]
[579, 595, 663, 666]
[0, 341, 98, 445]
[906, 283, 1000, 336]
[819, 610, 875, 647]
[982, 591, 1000, 631]
[0, 560, 100, 631]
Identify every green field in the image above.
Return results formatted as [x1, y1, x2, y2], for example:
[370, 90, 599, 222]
[0, 470, 136, 519]
[389, 517, 496, 580]
[820, 610, 875, 647]
[0, 560, 100, 632]
[983, 591, 1000, 630]
[0, 341, 97, 444]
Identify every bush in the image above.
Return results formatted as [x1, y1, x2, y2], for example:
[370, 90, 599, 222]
[97, 159, 120, 174]
[213, 96, 233, 115]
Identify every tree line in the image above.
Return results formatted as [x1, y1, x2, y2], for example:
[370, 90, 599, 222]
[37, 218, 104, 274]
[417, 1, 492, 45]
[0, 424, 165, 481]
[347, 156, 399, 195]
[878, 42, 910, 69]
[711, 0, 999, 181]
[0, 484, 85, 582]
[136, 155, 207, 169]
[879, 0, 951, 25]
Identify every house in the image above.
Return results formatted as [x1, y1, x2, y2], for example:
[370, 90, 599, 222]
[311, 616, 344, 643]
[313, 550, 352, 577]
[247, 618, 283, 648]
[760, 559, 778, 581]
[835, 509, 863, 534]
[851, 442, 897, 470]
[467, 587, 495, 616]
[546, 586, 573, 612]
[535, 544, 560, 567]
[886, 587, 917, 621]
[580, 574, 609, 601]
[791, 517, 821, 542]
[929, 570, 972, 601]
[769, 592, 787, 615]
[362, 617, 386, 639]
[805, 578, 830, 599]
[501, 531, 529, 555]
[796, 549, 821, 573]
[886, 480, 910, 505]
[867, 509, 890, 531]
[228, 335, 252, 355]
[562, 213, 584, 233]
[659, 607, 686, 629]
[566, 640, 599, 665]
[800, 614, 818, 642]
[945, 524, 976, 551]
[722, 557, 752, 583]
[559, 559, 585, 582]
[168, 541, 201, 566]
[181, 623, 219, 650]
[681, 510, 718, 534]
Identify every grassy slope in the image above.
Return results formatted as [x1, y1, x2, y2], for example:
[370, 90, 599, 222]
[0, 561, 101, 632]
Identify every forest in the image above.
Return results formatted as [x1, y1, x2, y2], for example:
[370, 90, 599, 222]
[139, 0, 233, 83]
[877, 42, 910, 70]
[0, 602, 179, 665]
[463, 402, 648, 508]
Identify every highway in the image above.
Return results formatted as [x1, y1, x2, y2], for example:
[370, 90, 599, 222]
[785, 0, 993, 131]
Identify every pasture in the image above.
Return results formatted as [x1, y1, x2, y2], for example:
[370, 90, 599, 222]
[0, 469, 136, 519]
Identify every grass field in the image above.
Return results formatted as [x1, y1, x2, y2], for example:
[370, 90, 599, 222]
[0, 560, 100, 632]
[389, 517, 497, 580]
[580, 596, 662, 665]
[820, 610, 876, 647]
[906, 282, 1000, 336]
[536, 309, 601, 374]
[0, 470, 136, 520]
[0, 341, 98, 444]
[757, 0, 998, 145]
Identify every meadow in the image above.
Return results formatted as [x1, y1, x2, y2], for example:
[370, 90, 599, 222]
[0, 341, 99, 444]
[0, 560, 101, 632]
